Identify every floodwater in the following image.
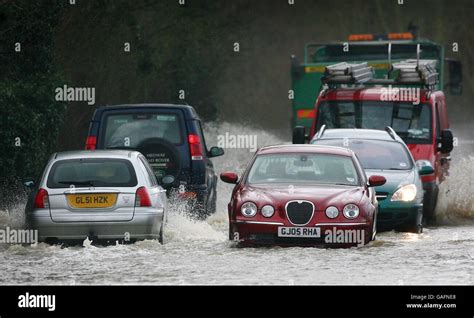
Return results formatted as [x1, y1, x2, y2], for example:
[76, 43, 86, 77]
[0, 122, 473, 285]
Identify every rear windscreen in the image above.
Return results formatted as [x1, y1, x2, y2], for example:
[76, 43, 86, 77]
[47, 158, 137, 188]
[103, 113, 183, 148]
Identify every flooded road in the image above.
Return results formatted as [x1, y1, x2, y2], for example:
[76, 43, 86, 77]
[0, 123, 473, 285]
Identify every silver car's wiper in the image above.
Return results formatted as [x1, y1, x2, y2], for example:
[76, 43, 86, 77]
[57, 180, 95, 187]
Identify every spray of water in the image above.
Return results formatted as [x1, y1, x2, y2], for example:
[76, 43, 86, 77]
[435, 155, 474, 224]
[0, 197, 26, 228]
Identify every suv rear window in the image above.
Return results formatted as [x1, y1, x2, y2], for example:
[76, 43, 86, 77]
[103, 113, 183, 148]
[47, 159, 138, 188]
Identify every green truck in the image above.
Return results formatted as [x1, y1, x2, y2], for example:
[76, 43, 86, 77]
[290, 31, 463, 131]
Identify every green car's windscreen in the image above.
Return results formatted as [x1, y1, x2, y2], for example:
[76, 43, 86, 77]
[313, 139, 413, 170]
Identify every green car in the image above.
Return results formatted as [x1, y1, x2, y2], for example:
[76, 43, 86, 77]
[311, 127, 434, 233]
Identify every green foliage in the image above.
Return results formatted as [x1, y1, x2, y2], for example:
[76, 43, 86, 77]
[0, 1, 67, 203]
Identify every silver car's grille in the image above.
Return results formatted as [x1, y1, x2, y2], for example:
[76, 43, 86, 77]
[285, 200, 314, 226]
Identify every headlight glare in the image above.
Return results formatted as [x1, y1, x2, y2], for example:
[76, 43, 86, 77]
[391, 184, 417, 202]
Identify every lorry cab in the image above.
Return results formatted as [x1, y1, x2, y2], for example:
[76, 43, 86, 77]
[293, 59, 454, 221]
[290, 31, 463, 132]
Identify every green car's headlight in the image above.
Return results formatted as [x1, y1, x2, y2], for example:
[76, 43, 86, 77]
[391, 184, 417, 202]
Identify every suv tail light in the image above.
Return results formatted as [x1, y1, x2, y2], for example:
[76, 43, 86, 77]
[85, 135, 97, 150]
[188, 134, 203, 160]
[135, 187, 152, 207]
[34, 188, 49, 209]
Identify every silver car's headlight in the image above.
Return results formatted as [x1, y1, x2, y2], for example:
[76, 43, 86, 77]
[241, 202, 257, 217]
[343, 204, 359, 219]
[325, 206, 339, 219]
[391, 184, 417, 202]
[261, 205, 275, 218]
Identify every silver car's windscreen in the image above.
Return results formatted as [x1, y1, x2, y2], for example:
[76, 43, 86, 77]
[313, 139, 413, 170]
[247, 153, 359, 186]
[46, 158, 138, 188]
[316, 102, 432, 144]
[103, 113, 183, 148]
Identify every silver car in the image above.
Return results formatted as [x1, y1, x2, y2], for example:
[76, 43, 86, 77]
[23, 150, 168, 244]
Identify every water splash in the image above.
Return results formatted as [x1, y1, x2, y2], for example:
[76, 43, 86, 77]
[0, 200, 26, 228]
[164, 195, 226, 242]
[436, 156, 474, 224]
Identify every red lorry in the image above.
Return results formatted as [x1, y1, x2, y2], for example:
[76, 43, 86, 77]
[293, 57, 455, 222]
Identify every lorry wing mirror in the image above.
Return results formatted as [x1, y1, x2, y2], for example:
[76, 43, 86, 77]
[438, 129, 454, 154]
[292, 126, 307, 144]
[446, 59, 462, 95]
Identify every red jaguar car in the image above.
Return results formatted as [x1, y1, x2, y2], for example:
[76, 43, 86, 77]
[220, 145, 386, 247]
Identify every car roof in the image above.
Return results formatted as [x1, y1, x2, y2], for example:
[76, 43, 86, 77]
[258, 144, 354, 157]
[95, 103, 200, 120]
[313, 128, 403, 143]
[53, 150, 140, 160]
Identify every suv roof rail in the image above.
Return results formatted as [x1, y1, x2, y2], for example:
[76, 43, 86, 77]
[322, 62, 374, 85]
[385, 126, 398, 141]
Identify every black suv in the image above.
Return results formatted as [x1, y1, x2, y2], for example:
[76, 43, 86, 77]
[85, 104, 224, 216]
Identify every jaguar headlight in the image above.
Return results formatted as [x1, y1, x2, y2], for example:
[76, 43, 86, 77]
[261, 205, 275, 218]
[325, 206, 339, 219]
[343, 204, 359, 219]
[241, 202, 257, 217]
